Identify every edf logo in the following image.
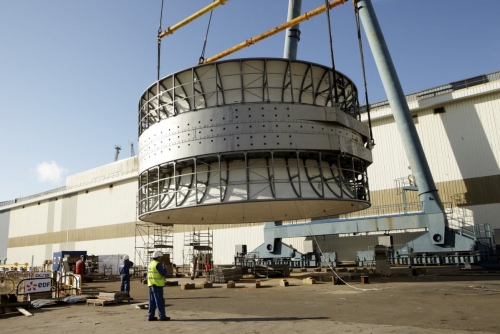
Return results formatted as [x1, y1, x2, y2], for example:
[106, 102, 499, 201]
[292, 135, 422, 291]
[24, 279, 52, 293]
[26, 281, 37, 292]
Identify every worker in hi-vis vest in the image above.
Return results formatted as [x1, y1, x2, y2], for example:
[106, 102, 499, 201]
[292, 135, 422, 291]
[147, 251, 169, 321]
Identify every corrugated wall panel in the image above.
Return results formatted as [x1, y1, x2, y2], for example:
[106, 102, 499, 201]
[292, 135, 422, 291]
[6, 245, 47, 266]
[171, 225, 264, 265]
[283, 237, 306, 253]
[459, 203, 500, 230]
[212, 225, 264, 264]
[417, 92, 500, 182]
[8, 201, 51, 237]
[53, 198, 65, 232]
[367, 90, 500, 203]
[367, 116, 409, 192]
[474, 93, 500, 176]
[75, 179, 137, 229]
[416, 108, 461, 183]
[66, 157, 138, 188]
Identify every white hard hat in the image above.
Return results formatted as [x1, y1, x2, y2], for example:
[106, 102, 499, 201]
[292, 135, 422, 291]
[152, 251, 163, 259]
[123, 255, 129, 261]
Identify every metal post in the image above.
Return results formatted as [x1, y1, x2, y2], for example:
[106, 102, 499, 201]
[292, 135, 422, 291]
[356, 0, 445, 244]
[283, 0, 302, 60]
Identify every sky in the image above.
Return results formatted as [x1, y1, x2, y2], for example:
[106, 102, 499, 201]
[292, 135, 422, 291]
[0, 0, 499, 202]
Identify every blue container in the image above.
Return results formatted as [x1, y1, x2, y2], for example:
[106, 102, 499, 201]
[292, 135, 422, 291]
[52, 251, 87, 271]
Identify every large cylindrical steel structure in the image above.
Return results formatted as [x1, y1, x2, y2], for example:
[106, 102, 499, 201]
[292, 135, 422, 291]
[138, 58, 372, 225]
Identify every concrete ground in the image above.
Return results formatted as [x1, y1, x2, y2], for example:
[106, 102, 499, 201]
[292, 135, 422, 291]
[2, 267, 500, 333]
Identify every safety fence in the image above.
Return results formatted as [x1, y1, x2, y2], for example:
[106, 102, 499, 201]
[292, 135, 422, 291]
[14, 274, 81, 300]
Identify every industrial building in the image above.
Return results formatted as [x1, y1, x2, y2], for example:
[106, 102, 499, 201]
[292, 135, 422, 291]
[1, 68, 499, 270]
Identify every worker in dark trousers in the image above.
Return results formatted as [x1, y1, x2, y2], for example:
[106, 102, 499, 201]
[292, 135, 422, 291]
[119, 255, 134, 299]
[147, 251, 169, 321]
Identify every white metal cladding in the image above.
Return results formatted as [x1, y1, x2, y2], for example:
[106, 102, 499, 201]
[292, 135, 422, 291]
[8, 201, 54, 238]
[171, 224, 265, 265]
[138, 58, 361, 135]
[366, 117, 407, 192]
[6, 245, 48, 266]
[66, 158, 138, 190]
[138, 59, 372, 225]
[367, 90, 500, 192]
[74, 180, 137, 229]
[461, 203, 500, 230]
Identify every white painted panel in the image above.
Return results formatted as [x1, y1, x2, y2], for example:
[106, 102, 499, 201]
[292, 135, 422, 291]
[458, 203, 500, 231]
[53, 198, 65, 232]
[282, 237, 306, 253]
[171, 225, 264, 265]
[367, 90, 500, 192]
[367, 116, 409, 192]
[75, 180, 138, 229]
[66, 157, 138, 189]
[6, 245, 48, 267]
[8, 202, 50, 237]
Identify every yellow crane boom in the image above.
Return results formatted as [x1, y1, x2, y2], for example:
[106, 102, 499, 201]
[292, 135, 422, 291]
[203, 0, 348, 64]
[158, 0, 228, 39]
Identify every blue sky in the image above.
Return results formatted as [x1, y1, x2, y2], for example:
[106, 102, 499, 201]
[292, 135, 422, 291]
[0, 0, 499, 202]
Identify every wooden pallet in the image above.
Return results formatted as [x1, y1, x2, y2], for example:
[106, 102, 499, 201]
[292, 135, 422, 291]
[86, 298, 118, 307]
[85, 291, 131, 307]
[0, 305, 33, 318]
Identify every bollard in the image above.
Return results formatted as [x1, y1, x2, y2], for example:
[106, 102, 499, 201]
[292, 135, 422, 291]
[280, 279, 289, 287]
[199, 282, 213, 289]
[181, 283, 196, 290]
[302, 277, 316, 284]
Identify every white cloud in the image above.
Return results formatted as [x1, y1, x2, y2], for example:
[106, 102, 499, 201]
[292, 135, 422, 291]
[35, 161, 67, 184]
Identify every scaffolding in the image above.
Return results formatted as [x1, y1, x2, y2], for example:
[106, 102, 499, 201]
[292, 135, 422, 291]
[135, 222, 174, 276]
[183, 228, 213, 279]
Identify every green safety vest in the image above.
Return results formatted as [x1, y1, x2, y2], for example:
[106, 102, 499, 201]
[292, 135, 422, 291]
[147, 260, 165, 287]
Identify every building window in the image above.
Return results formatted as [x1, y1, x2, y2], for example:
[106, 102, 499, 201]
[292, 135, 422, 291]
[433, 106, 446, 114]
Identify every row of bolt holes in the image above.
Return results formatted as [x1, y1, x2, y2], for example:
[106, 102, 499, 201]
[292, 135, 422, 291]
[169, 115, 291, 129]
[153, 126, 343, 151]
[151, 124, 337, 145]
[165, 137, 295, 151]
[162, 107, 290, 131]
[152, 107, 335, 151]
[147, 137, 298, 154]
[156, 124, 334, 140]
[169, 125, 329, 136]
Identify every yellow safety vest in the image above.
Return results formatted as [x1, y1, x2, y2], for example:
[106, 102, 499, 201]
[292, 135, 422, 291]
[147, 260, 165, 287]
